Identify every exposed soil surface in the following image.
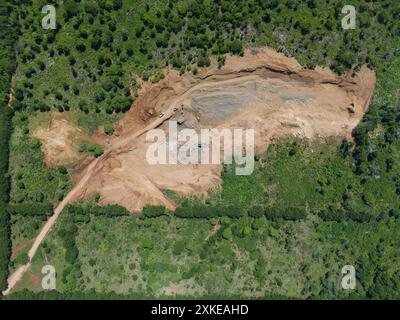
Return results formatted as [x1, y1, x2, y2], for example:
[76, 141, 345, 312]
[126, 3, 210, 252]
[33, 117, 85, 167]
[81, 47, 376, 211]
[3, 48, 375, 295]
[11, 239, 33, 260]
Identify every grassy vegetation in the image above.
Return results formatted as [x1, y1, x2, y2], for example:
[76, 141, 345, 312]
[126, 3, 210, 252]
[220, 138, 400, 222]
[8, 214, 46, 274]
[8, 141, 399, 299]
[9, 117, 73, 205]
[4, 0, 400, 299]
[13, 0, 396, 121]
[14, 197, 399, 299]
[78, 140, 104, 158]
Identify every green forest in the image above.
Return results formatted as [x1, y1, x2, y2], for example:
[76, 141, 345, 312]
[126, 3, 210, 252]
[1, 0, 400, 299]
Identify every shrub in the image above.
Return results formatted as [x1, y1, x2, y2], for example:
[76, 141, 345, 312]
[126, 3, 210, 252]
[142, 71, 150, 81]
[174, 204, 244, 219]
[197, 55, 211, 68]
[58, 166, 68, 175]
[87, 143, 104, 157]
[265, 207, 307, 221]
[104, 123, 114, 135]
[65, 203, 130, 217]
[7, 203, 53, 216]
[222, 227, 233, 240]
[142, 205, 166, 218]
[112, 96, 132, 113]
[78, 100, 89, 113]
[317, 206, 345, 222]
[172, 240, 186, 255]
[247, 205, 265, 218]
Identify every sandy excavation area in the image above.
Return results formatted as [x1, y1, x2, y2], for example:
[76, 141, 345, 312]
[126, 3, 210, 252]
[38, 48, 376, 212]
[32, 113, 101, 168]
[32, 117, 83, 167]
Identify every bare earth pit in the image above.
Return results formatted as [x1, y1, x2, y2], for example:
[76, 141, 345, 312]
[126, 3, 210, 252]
[37, 48, 376, 212]
[33, 117, 84, 167]
[32, 112, 101, 168]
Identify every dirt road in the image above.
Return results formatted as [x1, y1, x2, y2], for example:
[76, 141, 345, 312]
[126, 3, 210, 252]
[2, 47, 376, 295]
[2, 106, 177, 296]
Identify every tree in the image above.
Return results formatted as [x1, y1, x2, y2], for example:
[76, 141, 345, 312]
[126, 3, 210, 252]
[197, 54, 210, 67]
[173, 240, 186, 255]
[63, 0, 79, 21]
[142, 205, 166, 218]
[222, 227, 233, 240]
[78, 100, 89, 113]
[91, 37, 102, 50]
[227, 39, 243, 55]
[266, 206, 307, 221]
[76, 43, 86, 52]
[241, 226, 251, 237]
[94, 91, 105, 103]
[7, 203, 53, 216]
[248, 205, 265, 218]
[58, 166, 68, 175]
[104, 123, 114, 135]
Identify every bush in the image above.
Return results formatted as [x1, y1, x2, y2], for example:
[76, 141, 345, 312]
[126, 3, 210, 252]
[317, 206, 345, 222]
[87, 144, 103, 158]
[222, 227, 233, 240]
[111, 96, 132, 113]
[345, 209, 372, 223]
[172, 240, 186, 255]
[65, 203, 130, 217]
[79, 142, 104, 157]
[197, 55, 211, 68]
[104, 123, 114, 135]
[58, 166, 68, 175]
[142, 71, 150, 81]
[142, 205, 166, 218]
[78, 100, 89, 113]
[174, 204, 244, 219]
[265, 207, 307, 221]
[7, 203, 53, 216]
[247, 205, 265, 218]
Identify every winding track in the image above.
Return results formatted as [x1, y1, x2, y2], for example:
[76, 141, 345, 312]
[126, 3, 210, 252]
[2, 74, 260, 295]
[2, 104, 178, 295]
[2, 63, 375, 294]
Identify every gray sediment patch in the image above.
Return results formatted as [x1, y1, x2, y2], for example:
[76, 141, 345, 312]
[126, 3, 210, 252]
[191, 90, 255, 118]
